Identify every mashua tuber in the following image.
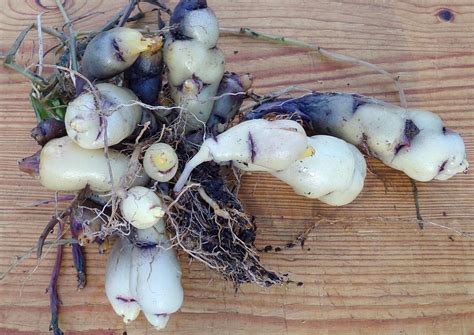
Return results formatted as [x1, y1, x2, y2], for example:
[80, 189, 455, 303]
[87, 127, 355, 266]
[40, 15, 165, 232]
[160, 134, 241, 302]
[164, 0, 225, 132]
[65, 83, 142, 149]
[143, 143, 179, 182]
[120, 186, 165, 230]
[207, 72, 254, 135]
[130, 222, 184, 330]
[105, 222, 184, 330]
[246, 92, 469, 181]
[124, 48, 163, 106]
[272, 135, 366, 206]
[82, 27, 162, 81]
[234, 135, 366, 205]
[105, 238, 141, 324]
[38, 136, 148, 192]
[173, 119, 310, 192]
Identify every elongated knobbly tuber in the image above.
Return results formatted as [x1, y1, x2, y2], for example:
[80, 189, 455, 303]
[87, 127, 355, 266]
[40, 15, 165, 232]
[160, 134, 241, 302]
[105, 238, 141, 324]
[234, 135, 366, 205]
[273, 135, 366, 206]
[174, 119, 309, 192]
[164, 0, 225, 132]
[38, 136, 148, 192]
[130, 222, 184, 330]
[246, 92, 469, 181]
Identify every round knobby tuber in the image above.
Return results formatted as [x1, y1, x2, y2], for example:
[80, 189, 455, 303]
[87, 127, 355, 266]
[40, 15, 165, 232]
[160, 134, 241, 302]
[143, 143, 179, 182]
[272, 135, 367, 206]
[120, 186, 165, 230]
[65, 83, 142, 149]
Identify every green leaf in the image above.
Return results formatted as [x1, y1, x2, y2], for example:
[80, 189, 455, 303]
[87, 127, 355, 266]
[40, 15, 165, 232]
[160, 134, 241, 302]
[47, 97, 66, 120]
[29, 93, 66, 122]
[29, 94, 50, 122]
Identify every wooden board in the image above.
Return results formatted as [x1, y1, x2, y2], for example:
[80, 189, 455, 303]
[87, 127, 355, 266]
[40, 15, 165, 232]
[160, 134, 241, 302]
[1, 0, 473, 334]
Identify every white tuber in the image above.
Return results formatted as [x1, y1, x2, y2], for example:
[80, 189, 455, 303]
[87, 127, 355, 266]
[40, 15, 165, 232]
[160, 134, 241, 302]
[174, 119, 309, 192]
[120, 186, 165, 230]
[390, 110, 467, 181]
[143, 143, 179, 182]
[105, 238, 141, 324]
[272, 136, 367, 206]
[169, 79, 220, 131]
[164, 0, 225, 132]
[39, 136, 148, 192]
[65, 83, 142, 149]
[105, 222, 183, 330]
[130, 222, 184, 330]
[249, 93, 469, 181]
[181, 7, 219, 48]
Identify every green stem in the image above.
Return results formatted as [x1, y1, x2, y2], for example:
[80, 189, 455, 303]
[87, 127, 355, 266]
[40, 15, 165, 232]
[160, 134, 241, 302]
[39, 24, 67, 42]
[3, 24, 48, 85]
[55, 0, 78, 72]
[4, 62, 47, 85]
[219, 27, 406, 106]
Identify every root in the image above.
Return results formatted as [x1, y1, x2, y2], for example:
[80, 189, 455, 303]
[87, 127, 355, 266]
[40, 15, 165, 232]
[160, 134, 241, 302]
[165, 157, 284, 287]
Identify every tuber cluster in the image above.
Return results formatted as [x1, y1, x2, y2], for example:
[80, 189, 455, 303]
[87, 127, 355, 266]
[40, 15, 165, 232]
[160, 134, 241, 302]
[10, 0, 469, 333]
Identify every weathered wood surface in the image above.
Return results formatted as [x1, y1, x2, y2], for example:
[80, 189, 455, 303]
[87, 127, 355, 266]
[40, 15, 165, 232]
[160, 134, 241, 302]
[1, 0, 473, 334]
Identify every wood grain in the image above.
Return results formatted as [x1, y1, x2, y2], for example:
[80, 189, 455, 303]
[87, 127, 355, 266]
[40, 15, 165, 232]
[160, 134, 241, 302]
[1, 0, 474, 334]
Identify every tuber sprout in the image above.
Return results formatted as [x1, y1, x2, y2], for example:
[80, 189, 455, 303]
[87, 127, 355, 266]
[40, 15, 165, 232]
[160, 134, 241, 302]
[143, 143, 179, 182]
[247, 92, 469, 181]
[82, 27, 162, 80]
[174, 119, 309, 192]
[38, 136, 148, 192]
[120, 186, 165, 230]
[65, 83, 142, 149]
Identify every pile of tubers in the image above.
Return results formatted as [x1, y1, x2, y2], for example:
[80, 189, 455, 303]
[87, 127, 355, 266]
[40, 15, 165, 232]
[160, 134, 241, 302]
[11, 0, 469, 332]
